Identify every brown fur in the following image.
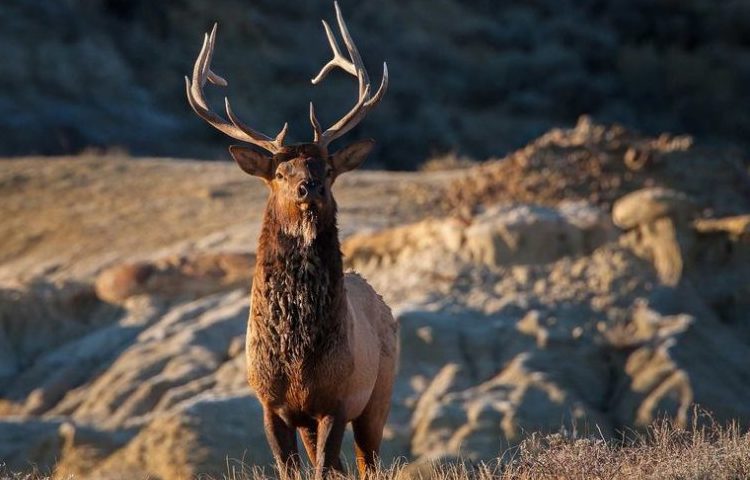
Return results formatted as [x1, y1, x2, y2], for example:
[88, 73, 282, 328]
[242, 143, 399, 479]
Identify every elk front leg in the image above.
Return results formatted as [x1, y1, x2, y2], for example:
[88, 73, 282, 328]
[315, 412, 346, 480]
[262, 407, 300, 479]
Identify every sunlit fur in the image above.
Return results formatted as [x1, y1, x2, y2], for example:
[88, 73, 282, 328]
[267, 145, 335, 248]
[244, 142, 399, 480]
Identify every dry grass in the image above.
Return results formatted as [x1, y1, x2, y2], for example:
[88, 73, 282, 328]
[419, 153, 478, 172]
[0, 469, 48, 480]
[501, 416, 750, 480]
[218, 414, 750, 480]
[2, 416, 747, 480]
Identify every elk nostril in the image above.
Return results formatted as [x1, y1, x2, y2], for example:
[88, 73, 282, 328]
[297, 184, 309, 199]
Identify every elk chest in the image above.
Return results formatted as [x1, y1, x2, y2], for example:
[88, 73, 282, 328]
[246, 240, 354, 416]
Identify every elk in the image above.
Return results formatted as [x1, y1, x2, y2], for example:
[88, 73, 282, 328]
[185, 3, 399, 479]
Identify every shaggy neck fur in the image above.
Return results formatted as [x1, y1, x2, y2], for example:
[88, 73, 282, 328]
[251, 199, 345, 372]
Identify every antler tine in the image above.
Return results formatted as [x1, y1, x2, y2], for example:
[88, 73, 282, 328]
[204, 25, 226, 85]
[310, 2, 388, 151]
[333, 1, 368, 97]
[309, 102, 323, 144]
[311, 20, 356, 84]
[186, 23, 287, 154]
[366, 62, 389, 107]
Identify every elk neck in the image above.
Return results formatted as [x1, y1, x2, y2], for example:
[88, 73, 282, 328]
[250, 200, 346, 368]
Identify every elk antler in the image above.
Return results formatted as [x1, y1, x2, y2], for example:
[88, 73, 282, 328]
[185, 24, 288, 154]
[309, 2, 388, 153]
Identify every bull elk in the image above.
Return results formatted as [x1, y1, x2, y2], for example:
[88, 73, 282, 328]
[185, 3, 399, 479]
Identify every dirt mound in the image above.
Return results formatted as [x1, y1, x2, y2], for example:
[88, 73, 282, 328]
[445, 117, 750, 217]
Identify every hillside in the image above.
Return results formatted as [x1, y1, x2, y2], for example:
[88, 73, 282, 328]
[1, 120, 749, 478]
[2, 1, 750, 167]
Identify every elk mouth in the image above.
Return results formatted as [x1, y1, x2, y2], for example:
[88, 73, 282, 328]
[297, 196, 324, 213]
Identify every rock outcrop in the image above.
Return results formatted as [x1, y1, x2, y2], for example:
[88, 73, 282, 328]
[342, 199, 750, 461]
[614, 187, 697, 285]
[94, 253, 255, 304]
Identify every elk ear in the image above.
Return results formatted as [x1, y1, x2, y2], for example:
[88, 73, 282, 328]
[229, 145, 275, 181]
[330, 139, 375, 178]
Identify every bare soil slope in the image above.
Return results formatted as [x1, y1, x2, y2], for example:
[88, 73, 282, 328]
[0, 154, 444, 284]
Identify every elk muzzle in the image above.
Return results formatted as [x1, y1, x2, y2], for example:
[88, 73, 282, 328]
[296, 179, 323, 204]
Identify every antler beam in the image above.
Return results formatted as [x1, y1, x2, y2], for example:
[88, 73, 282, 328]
[185, 24, 288, 154]
[309, 2, 389, 152]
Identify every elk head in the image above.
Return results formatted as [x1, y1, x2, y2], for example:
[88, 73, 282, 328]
[185, 2, 388, 245]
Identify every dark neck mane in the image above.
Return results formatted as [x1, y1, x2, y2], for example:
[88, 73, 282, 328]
[251, 203, 345, 367]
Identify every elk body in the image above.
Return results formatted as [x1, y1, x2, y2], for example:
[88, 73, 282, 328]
[185, 4, 398, 479]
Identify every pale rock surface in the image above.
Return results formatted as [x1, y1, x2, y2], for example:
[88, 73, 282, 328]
[612, 187, 695, 229]
[463, 202, 616, 266]
[612, 187, 700, 285]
